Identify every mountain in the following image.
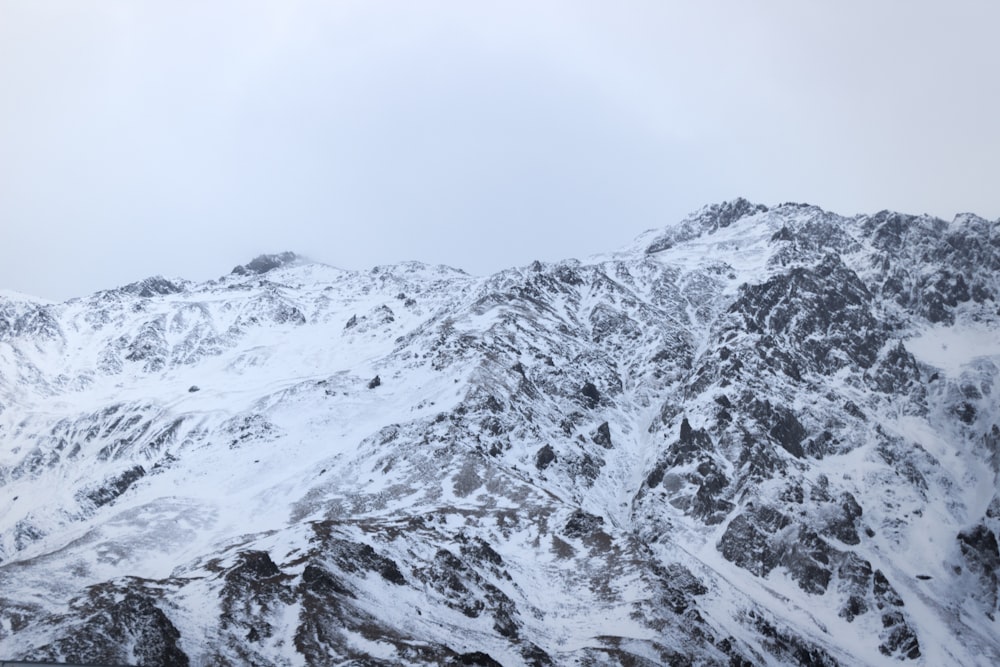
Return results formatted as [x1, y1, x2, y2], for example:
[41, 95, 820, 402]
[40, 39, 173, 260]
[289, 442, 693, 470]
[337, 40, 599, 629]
[0, 200, 998, 666]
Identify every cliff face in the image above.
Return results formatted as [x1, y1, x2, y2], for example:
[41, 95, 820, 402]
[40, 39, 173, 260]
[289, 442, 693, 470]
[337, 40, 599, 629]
[1, 201, 998, 665]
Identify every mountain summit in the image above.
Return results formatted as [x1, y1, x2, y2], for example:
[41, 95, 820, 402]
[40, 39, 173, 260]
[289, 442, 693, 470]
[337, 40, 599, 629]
[1, 202, 998, 665]
[231, 251, 302, 276]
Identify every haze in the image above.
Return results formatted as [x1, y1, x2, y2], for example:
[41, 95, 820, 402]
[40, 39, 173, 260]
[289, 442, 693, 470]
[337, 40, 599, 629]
[2, 1, 998, 300]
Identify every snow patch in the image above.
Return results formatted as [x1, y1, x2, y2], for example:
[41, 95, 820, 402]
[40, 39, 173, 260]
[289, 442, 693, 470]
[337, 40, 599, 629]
[907, 322, 1000, 376]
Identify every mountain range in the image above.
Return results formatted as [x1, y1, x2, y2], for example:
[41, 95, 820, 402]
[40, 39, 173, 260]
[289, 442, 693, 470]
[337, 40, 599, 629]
[1, 199, 998, 666]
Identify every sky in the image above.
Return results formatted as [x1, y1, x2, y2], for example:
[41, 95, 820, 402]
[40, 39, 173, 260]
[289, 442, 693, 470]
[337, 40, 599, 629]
[1, 1, 998, 301]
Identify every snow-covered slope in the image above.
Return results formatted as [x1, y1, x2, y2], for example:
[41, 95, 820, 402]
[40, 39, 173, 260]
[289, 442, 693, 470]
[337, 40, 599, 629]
[0, 203, 998, 666]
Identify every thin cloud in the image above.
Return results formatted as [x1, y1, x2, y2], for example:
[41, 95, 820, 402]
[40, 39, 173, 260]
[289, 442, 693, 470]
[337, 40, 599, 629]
[1, 1, 997, 299]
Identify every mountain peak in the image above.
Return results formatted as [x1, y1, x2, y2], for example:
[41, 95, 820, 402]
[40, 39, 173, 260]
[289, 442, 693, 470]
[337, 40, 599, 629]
[643, 197, 770, 254]
[691, 197, 769, 229]
[118, 275, 186, 298]
[231, 251, 301, 276]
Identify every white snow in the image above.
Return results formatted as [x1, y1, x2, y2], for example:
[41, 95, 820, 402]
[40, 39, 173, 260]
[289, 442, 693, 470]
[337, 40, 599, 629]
[906, 321, 1000, 376]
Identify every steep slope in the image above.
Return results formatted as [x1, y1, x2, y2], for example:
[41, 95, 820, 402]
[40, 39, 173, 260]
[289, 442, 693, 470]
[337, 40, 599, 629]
[0, 202, 998, 665]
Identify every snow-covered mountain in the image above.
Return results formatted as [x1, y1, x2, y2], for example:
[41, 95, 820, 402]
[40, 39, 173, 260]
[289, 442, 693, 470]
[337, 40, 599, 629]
[1, 200, 998, 666]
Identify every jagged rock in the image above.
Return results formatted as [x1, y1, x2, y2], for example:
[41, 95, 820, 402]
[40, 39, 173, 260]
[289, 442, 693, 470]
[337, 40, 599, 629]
[564, 510, 605, 539]
[300, 562, 353, 598]
[655, 562, 707, 613]
[731, 253, 883, 376]
[118, 276, 185, 298]
[669, 417, 715, 465]
[592, 421, 613, 448]
[821, 492, 863, 545]
[749, 400, 806, 459]
[232, 252, 298, 275]
[416, 549, 521, 638]
[746, 610, 840, 667]
[872, 569, 905, 608]
[879, 610, 921, 659]
[321, 534, 407, 585]
[218, 550, 294, 657]
[450, 651, 504, 666]
[225, 413, 280, 448]
[83, 465, 146, 508]
[958, 524, 1000, 616]
[28, 587, 189, 667]
[646, 198, 769, 253]
[718, 506, 789, 577]
[534, 444, 556, 470]
[125, 320, 169, 372]
[689, 461, 733, 525]
[580, 381, 601, 406]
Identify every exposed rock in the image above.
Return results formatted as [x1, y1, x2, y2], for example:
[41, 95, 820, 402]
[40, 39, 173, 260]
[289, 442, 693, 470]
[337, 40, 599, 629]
[232, 252, 299, 275]
[564, 509, 605, 539]
[958, 524, 1000, 617]
[580, 381, 601, 406]
[120, 276, 185, 298]
[28, 587, 189, 667]
[83, 465, 146, 508]
[534, 444, 556, 470]
[592, 421, 613, 448]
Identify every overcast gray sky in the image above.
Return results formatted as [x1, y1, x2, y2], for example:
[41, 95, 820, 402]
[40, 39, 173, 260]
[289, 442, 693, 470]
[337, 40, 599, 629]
[2, 1, 998, 301]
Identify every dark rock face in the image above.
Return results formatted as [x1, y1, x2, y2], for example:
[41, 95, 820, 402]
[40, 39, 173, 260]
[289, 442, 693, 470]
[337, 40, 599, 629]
[825, 492, 863, 545]
[879, 611, 921, 659]
[671, 417, 715, 466]
[28, 586, 189, 667]
[867, 341, 922, 396]
[704, 198, 770, 230]
[120, 276, 184, 298]
[745, 610, 840, 667]
[750, 400, 806, 459]
[864, 210, 999, 325]
[219, 550, 295, 654]
[322, 535, 407, 585]
[580, 381, 601, 406]
[534, 444, 556, 470]
[837, 554, 873, 622]
[125, 320, 169, 372]
[417, 549, 521, 638]
[655, 562, 708, 613]
[452, 651, 504, 666]
[689, 460, 732, 525]
[730, 254, 883, 375]
[563, 509, 605, 539]
[232, 252, 299, 275]
[718, 506, 790, 578]
[83, 464, 146, 508]
[958, 524, 1000, 617]
[592, 421, 613, 448]
[718, 504, 859, 596]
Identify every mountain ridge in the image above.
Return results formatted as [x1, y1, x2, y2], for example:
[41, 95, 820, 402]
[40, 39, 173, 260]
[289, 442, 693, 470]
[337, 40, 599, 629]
[1, 200, 998, 665]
